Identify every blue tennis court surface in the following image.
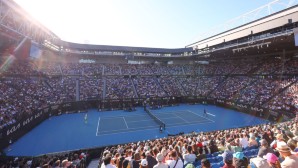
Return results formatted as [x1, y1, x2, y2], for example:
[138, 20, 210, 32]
[6, 104, 267, 156]
[96, 110, 213, 135]
[97, 114, 159, 135]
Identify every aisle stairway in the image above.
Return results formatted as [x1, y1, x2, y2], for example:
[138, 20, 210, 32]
[87, 158, 99, 168]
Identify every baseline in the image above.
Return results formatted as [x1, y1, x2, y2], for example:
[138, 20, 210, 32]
[96, 117, 101, 136]
[206, 112, 216, 117]
[96, 125, 159, 136]
[123, 117, 129, 129]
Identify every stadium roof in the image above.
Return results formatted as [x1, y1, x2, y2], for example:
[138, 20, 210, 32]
[187, 4, 298, 49]
[58, 41, 192, 53]
[5, 0, 298, 55]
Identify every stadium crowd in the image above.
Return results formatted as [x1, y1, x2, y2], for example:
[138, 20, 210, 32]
[106, 78, 135, 99]
[80, 79, 103, 100]
[0, 57, 297, 168]
[98, 120, 298, 168]
[0, 151, 88, 168]
[0, 58, 298, 129]
[1, 119, 297, 167]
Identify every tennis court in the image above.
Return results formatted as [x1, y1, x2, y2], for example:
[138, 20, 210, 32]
[96, 114, 158, 135]
[6, 104, 267, 156]
[96, 110, 214, 136]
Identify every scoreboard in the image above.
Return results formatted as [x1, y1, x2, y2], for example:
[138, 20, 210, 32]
[30, 42, 42, 59]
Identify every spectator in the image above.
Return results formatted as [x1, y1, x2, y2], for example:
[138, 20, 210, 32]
[218, 141, 226, 152]
[248, 136, 259, 147]
[123, 159, 130, 168]
[183, 146, 196, 165]
[276, 142, 298, 168]
[221, 151, 235, 168]
[263, 153, 281, 168]
[42, 164, 50, 168]
[174, 146, 183, 163]
[140, 159, 149, 168]
[249, 156, 270, 168]
[287, 139, 298, 156]
[146, 151, 158, 168]
[239, 133, 248, 149]
[209, 140, 219, 154]
[165, 151, 183, 168]
[153, 153, 167, 168]
[125, 150, 133, 161]
[72, 153, 81, 167]
[116, 154, 125, 168]
[232, 152, 248, 168]
[132, 153, 141, 168]
[201, 158, 211, 168]
[53, 160, 60, 168]
[160, 148, 168, 163]
[258, 139, 275, 158]
[271, 134, 286, 149]
[285, 131, 294, 142]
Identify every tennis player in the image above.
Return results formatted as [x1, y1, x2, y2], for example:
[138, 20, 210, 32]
[84, 113, 88, 124]
[204, 108, 207, 117]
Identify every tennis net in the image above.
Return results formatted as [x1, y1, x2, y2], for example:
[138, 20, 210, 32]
[144, 106, 166, 129]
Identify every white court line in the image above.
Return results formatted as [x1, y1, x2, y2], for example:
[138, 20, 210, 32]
[98, 120, 167, 133]
[101, 114, 148, 119]
[156, 116, 182, 120]
[99, 128, 133, 133]
[100, 116, 176, 124]
[187, 110, 215, 123]
[124, 114, 149, 117]
[206, 112, 215, 117]
[98, 125, 157, 134]
[100, 113, 169, 120]
[97, 116, 191, 134]
[154, 110, 200, 117]
[171, 110, 191, 113]
[127, 119, 153, 123]
[96, 110, 213, 136]
[97, 120, 214, 136]
[98, 120, 211, 134]
[97, 116, 174, 135]
[127, 116, 178, 122]
[166, 120, 212, 127]
[102, 116, 126, 120]
[151, 110, 213, 124]
[155, 110, 213, 122]
[174, 113, 190, 123]
[96, 117, 101, 136]
[166, 120, 214, 128]
[123, 117, 129, 129]
[97, 126, 159, 136]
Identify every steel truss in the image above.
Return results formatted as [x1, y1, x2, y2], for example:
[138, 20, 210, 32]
[0, 0, 59, 44]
